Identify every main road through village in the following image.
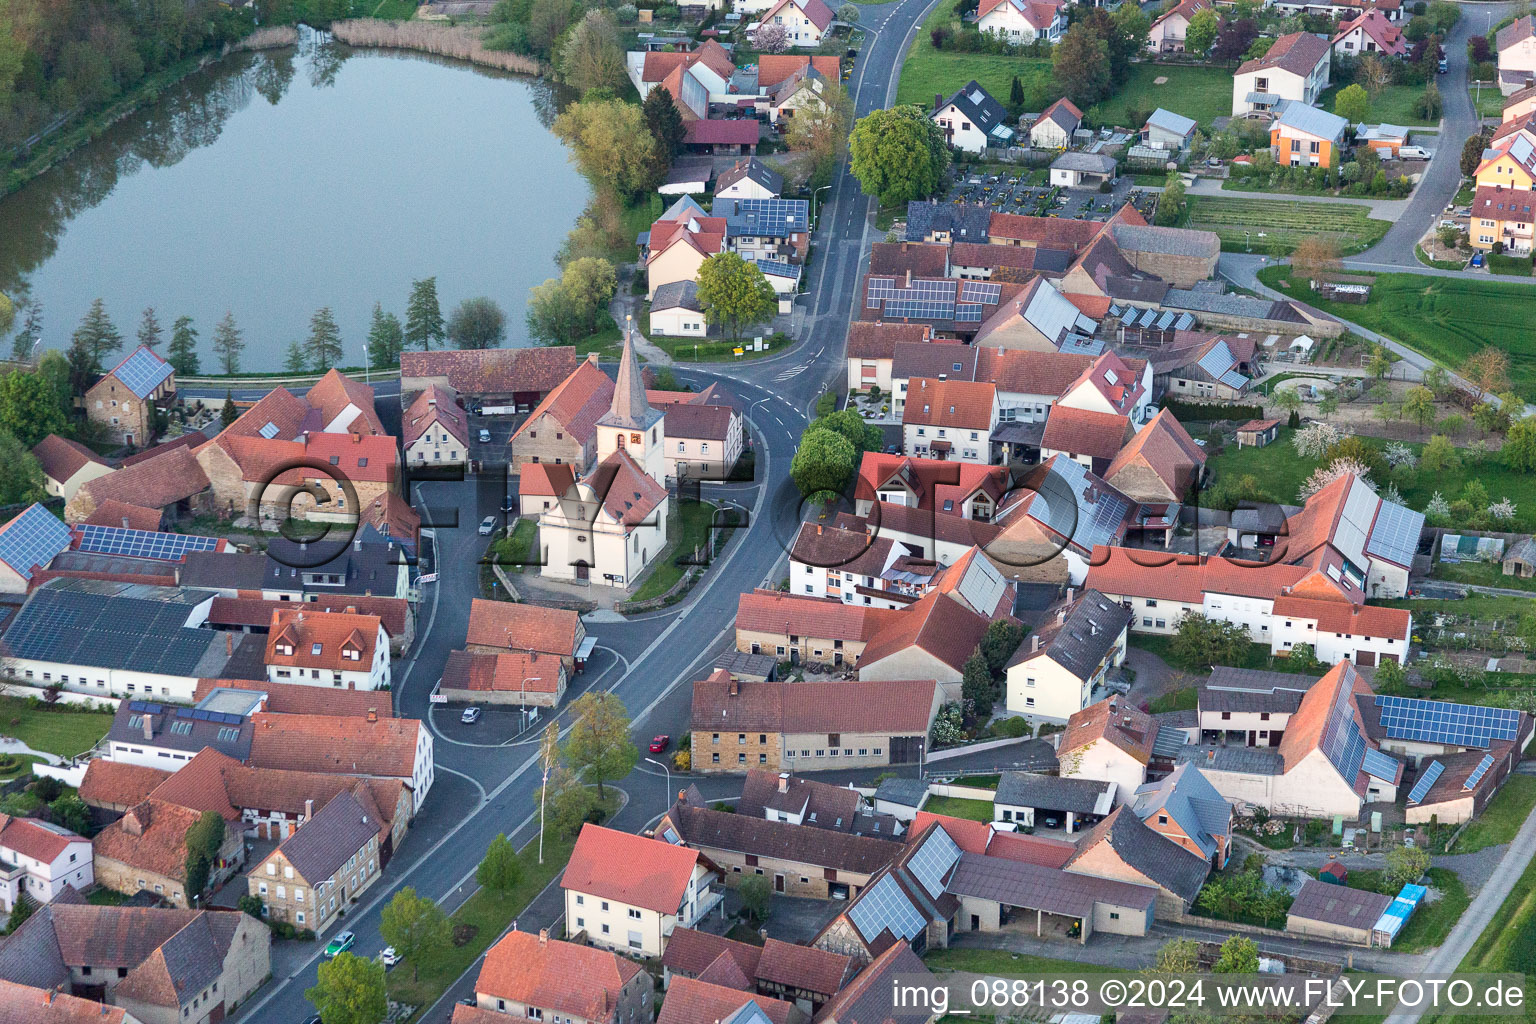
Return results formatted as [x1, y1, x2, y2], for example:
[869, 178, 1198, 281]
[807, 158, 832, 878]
[229, 0, 944, 1019]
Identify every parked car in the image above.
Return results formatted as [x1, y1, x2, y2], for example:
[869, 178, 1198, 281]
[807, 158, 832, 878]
[1471, 252, 1485, 268]
[478, 516, 497, 535]
[461, 707, 482, 724]
[478, 428, 492, 443]
[380, 947, 400, 967]
[324, 932, 355, 958]
[1438, 57, 1448, 73]
[1399, 145, 1432, 160]
[649, 735, 670, 753]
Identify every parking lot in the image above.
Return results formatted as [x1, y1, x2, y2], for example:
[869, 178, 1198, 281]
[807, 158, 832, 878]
[946, 171, 1158, 223]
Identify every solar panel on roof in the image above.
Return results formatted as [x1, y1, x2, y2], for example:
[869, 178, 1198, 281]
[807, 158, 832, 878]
[0, 505, 72, 581]
[1374, 696, 1521, 747]
[111, 347, 174, 399]
[76, 524, 220, 562]
[1365, 500, 1424, 570]
[908, 826, 961, 899]
[847, 874, 925, 942]
[953, 304, 984, 323]
[958, 281, 1001, 304]
[1406, 760, 1444, 804]
[1197, 340, 1235, 381]
[1361, 747, 1400, 783]
[1464, 754, 1495, 790]
[884, 299, 955, 321]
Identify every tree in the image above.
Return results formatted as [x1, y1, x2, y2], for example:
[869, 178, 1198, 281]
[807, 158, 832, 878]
[1272, 386, 1303, 417]
[1212, 18, 1258, 61]
[1420, 434, 1458, 472]
[1415, 80, 1442, 120]
[739, 874, 772, 922]
[981, 620, 1025, 675]
[1422, 364, 1450, 398]
[1334, 82, 1370, 124]
[755, 23, 789, 52]
[527, 0, 578, 57]
[791, 427, 856, 501]
[642, 86, 687, 161]
[553, 98, 665, 199]
[306, 952, 387, 1024]
[1384, 845, 1430, 890]
[1213, 935, 1260, 974]
[962, 647, 996, 709]
[220, 391, 239, 428]
[69, 299, 123, 380]
[305, 307, 344, 371]
[1475, 400, 1512, 435]
[211, 311, 245, 375]
[562, 258, 617, 333]
[50, 793, 90, 835]
[0, 292, 12, 343]
[1113, 3, 1152, 55]
[1462, 347, 1511, 398]
[837, 2, 858, 21]
[11, 302, 41, 362]
[405, 277, 445, 351]
[477, 833, 522, 893]
[1462, 131, 1491, 176]
[1147, 938, 1200, 975]
[1318, 389, 1341, 418]
[1009, 75, 1025, 110]
[380, 886, 451, 982]
[1155, 173, 1186, 226]
[1359, 53, 1392, 97]
[1245, 35, 1274, 59]
[697, 252, 778, 343]
[1505, 418, 1536, 471]
[183, 810, 225, 900]
[559, 11, 627, 94]
[366, 304, 405, 369]
[1170, 614, 1252, 669]
[811, 407, 881, 457]
[526, 280, 581, 346]
[0, 428, 46, 507]
[1375, 657, 1407, 690]
[1052, 24, 1112, 107]
[848, 105, 950, 207]
[1291, 235, 1343, 282]
[168, 316, 200, 376]
[7, 895, 34, 935]
[1185, 6, 1219, 54]
[563, 692, 637, 800]
[545, 761, 597, 837]
[785, 82, 854, 182]
[1299, 456, 1374, 501]
[284, 341, 307, 374]
[137, 307, 163, 352]
[1403, 385, 1437, 432]
[447, 297, 508, 350]
[0, 371, 67, 446]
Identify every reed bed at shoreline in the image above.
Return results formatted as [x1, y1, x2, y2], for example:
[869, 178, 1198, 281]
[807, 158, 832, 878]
[329, 19, 543, 74]
[234, 26, 301, 50]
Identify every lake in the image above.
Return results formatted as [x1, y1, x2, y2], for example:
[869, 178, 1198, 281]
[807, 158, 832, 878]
[0, 35, 589, 371]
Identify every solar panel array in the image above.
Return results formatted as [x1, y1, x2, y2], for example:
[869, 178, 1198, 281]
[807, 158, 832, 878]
[4, 582, 222, 677]
[111, 346, 174, 399]
[1406, 760, 1444, 804]
[867, 277, 956, 307]
[1361, 747, 1400, 783]
[1374, 695, 1522, 747]
[907, 826, 961, 899]
[76, 524, 220, 562]
[1318, 678, 1366, 780]
[755, 259, 798, 280]
[0, 505, 72, 581]
[1365, 499, 1425, 570]
[953, 304, 984, 323]
[883, 299, 954, 321]
[727, 198, 808, 233]
[847, 874, 925, 942]
[1031, 458, 1131, 553]
[958, 281, 1001, 304]
[1464, 754, 1495, 790]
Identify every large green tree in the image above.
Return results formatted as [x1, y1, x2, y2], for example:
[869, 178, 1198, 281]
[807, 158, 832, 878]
[183, 811, 226, 899]
[10, 303, 40, 362]
[0, 370, 68, 446]
[305, 307, 344, 371]
[211, 311, 245, 375]
[306, 952, 387, 1024]
[477, 833, 523, 894]
[563, 692, 638, 800]
[68, 298, 122, 383]
[1169, 613, 1252, 669]
[790, 427, 856, 501]
[848, 105, 950, 207]
[405, 277, 445, 352]
[1334, 83, 1370, 124]
[810, 407, 881, 457]
[366, 304, 405, 369]
[696, 252, 778, 343]
[380, 887, 451, 982]
[981, 619, 1025, 675]
[1504, 418, 1536, 471]
[137, 307, 163, 352]
[642, 86, 687, 160]
[559, 10, 627, 94]
[167, 316, 201, 376]
[446, 297, 508, 349]
[553, 98, 664, 199]
[0, 428, 46, 506]
[1184, 7, 1219, 55]
[1053, 24, 1112, 107]
[1212, 935, 1259, 974]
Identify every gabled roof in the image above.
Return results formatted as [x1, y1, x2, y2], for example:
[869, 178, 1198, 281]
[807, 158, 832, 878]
[0, 978, 130, 1023]
[664, 799, 901, 876]
[1083, 546, 1319, 605]
[81, 498, 162, 532]
[890, 340, 978, 382]
[0, 503, 72, 581]
[478, 930, 643, 1018]
[400, 347, 580, 397]
[1036, 97, 1083, 134]
[759, 0, 834, 30]
[971, 348, 1094, 397]
[1131, 763, 1231, 860]
[466, 598, 581, 657]
[1041, 406, 1132, 461]
[304, 369, 386, 435]
[403, 385, 469, 448]
[511, 359, 614, 446]
[91, 799, 207, 880]
[653, 279, 704, 313]
[736, 590, 900, 642]
[858, 589, 991, 676]
[663, 927, 764, 978]
[846, 322, 930, 358]
[1274, 102, 1349, 143]
[1104, 407, 1206, 499]
[0, 814, 85, 864]
[909, 811, 1076, 867]
[563, 823, 709, 914]
[268, 786, 379, 882]
[716, 156, 784, 196]
[1144, 108, 1197, 138]
[1237, 31, 1331, 77]
[586, 447, 668, 528]
[737, 769, 864, 831]
[100, 345, 174, 400]
[756, 55, 840, 90]
[192, 675, 396, 718]
[247, 712, 425, 781]
[936, 80, 1014, 143]
[31, 434, 108, 484]
[1064, 805, 1209, 904]
[265, 607, 381, 672]
[1277, 661, 1366, 774]
[666, 402, 736, 442]
[685, 119, 761, 146]
[79, 760, 173, 810]
[816, 943, 937, 1024]
[789, 521, 894, 577]
[869, 242, 950, 279]
[1498, 14, 1535, 51]
[1062, 697, 1157, 764]
[74, 446, 210, 514]
[442, 649, 562, 694]
[1333, 9, 1404, 54]
[903, 201, 990, 243]
[994, 772, 1116, 815]
[218, 387, 311, 442]
[901, 378, 996, 428]
[1006, 588, 1131, 681]
[660, 981, 798, 1024]
[691, 670, 938, 735]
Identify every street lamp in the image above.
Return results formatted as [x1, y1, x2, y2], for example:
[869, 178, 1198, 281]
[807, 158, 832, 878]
[520, 675, 541, 731]
[645, 757, 671, 815]
[812, 184, 833, 229]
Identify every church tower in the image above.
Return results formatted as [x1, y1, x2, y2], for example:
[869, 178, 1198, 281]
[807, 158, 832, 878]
[595, 317, 665, 480]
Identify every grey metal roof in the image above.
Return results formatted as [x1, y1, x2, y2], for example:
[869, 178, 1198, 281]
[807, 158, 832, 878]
[179, 551, 275, 591]
[1163, 288, 1308, 324]
[1201, 668, 1311, 714]
[273, 788, 378, 883]
[947, 851, 1154, 916]
[1051, 151, 1117, 174]
[1275, 101, 1349, 142]
[1007, 589, 1131, 682]
[873, 776, 929, 808]
[994, 771, 1114, 815]
[1145, 108, 1196, 138]
[1131, 763, 1230, 860]
[1175, 743, 1284, 775]
[904, 201, 990, 243]
[652, 279, 703, 313]
[1111, 224, 1220, 259]
[1021, 278, 1098, 347]
[1287, 878, 1392, 927]
[2, 579, 228, 678]
[1245, 91, 1281, 104]
[1365, 498, 1424, 570]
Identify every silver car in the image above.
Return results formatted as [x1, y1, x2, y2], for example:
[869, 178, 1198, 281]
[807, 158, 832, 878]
[478, 516, 496, 535]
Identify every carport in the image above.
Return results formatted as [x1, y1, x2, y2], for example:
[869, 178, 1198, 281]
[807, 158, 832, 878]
[945, 852, 1155, 945]
[993, 771, 1115, 835]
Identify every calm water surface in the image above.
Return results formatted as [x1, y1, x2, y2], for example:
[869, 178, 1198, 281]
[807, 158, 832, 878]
[0, 37, 588, 369]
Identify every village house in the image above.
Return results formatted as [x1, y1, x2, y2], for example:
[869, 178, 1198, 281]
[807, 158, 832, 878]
[1028, 97, 1081, 149]
[712, 197, 810, 264]
[264, 607, 391, 691]
[85, 346, 176, 447]
[0, 815, 93, 911]
[690, 670, 941, 774]
[92, 799, 245, 907]
[902, 377, 998, 463]
[510, 356, 615, 472]
[1057, 698, 1158, 801]
[1499, 15, 1536, 94]
[1039, 405, 1132, 475]
[854, 454, 1010, 521]
[562, 824, 724, 957]
[855, 589, 994, 700]
[0, 503, 73, 593]
[1102, 408, 1207, 504]
[1475, 128, 1536, 190]
[888, 341, 979, 416]
[1146, 0, 1212, 52]
[1061, 805, 1211, 916]
[736, 769, 898, 837]
[32, 434, 114, 502]
[841, 319, 932, 396]
[1232, 32, 1332, 117]
[1332, 9, 1405, 56]
[756, 0, 834, 46]
[1130, 762, 1232, 869]
[247, 787, 383, 934]
[716, 157, 784, 200]
[440, 648, 568, 709]
[1471, 184, 1536, 252]
[658, 981, 804, 1024]
[991, 772, 1116, 834]
[400, 346, 579, 414]
[465, 598, 590, 671]
[734, 590, 901, 667]
[666, 401, 745, 481]
[1141, 108, 1198, 152]
[932, 81, 1015, 154]
[0, 978, 140, 1023]
[246, 711, 435, 814]
[65, 443, 211, 526]
[402, 385, 469, 468]
[1270, 103, 1348, 167]
[975, 0, 1065, 42]
[661, 928, 852, 1013]
[650, 281, 708, 338]
[472, 928, 655, 1024]
[1005, 589, 1132, 723]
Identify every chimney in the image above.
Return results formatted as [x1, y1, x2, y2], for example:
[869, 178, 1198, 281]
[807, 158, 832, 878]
[1057, 607, 1067, 625]
[539, 928, 550, 944]
[122, 517, 131, 529]
[305, 798, 314, 820]
[778, 772, 790, 793]
[1066, 587, 1075, 603]
[728, 676, 739, 697]
[44, 990, 53, 1005]
[587, 352, 600, 364]
[124, 808, 146, 837]
[226, 633, 233, 656]
[816, 524, 823, 535]
[367, 708, 378, 723]
[142, 713, 154, 741]
[905, 269, 912, 288]
[354, 536, 362, 552]
[352, 432, 361, 444]
[1031, 635, 1041, 653]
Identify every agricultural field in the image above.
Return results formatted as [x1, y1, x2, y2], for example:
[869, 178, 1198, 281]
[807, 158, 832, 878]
[1256, 268, 1536, 400]
[1183, 196, 1391, 256]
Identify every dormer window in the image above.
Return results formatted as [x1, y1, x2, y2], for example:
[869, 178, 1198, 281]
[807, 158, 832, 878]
[277, 644, 293, 656]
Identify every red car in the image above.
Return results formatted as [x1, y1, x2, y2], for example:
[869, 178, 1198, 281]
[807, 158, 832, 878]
[648, 735, 670, 753]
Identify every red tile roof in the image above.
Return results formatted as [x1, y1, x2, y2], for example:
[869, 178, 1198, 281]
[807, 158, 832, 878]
[662, 928, 765, 978]
[562, 824, 706, 914]
[756, 940, 850, 997]
[868, 242, 950, 279]
[520, 463, 577, 500]
[989, 213, 1102, 249]
[901, 378, 996, 428]
[305, 370, 386, 436]
[219, 388, 311, 442]
[401, 348, 582, 397]
[858, 590, 990, 675]
[79, 760, 173, 810]
[92, 799, 205, 880]
[360, 491, 420, 549]
[80, 499, 162, 532]
[971, 349, 1093, 398]
[735, 591, 900, 642]
[1277, 662, 1356, 772]
[510, 359, 614, 446]
[1238, 30, 1331, 76]
[590, 449, 668, 528]
[118, 430, 207, 468]
[757, 54, 840, 89]
[665, 403, 737, 442]
[846, 322, 930, 359]
[759, 0, 834, 30]
[684, 120, 761, 146]
[192, 676, 395, 718]
[247, 712, 423, 779]
[649, 214, 729, 261]
[74, 446, 209, 516]
[1062, 697, 1157, 764]
[466, 598, 581, 657]
[31, 435, 107, 484]
[690, 670, 938, 734]
[1270, 595, 1411, 640]
[0, 978, 130, 1024]
[1103, 408, 1206, 498]
[642, 39, 737, 83]
[0, 814, 83, 863]
[910, 812, 1075, 867]
[1084, 546, 1316, 605]
[856, 453, 1009, 512]
[442, 649, 563, 694]
[477, 929, 643, 1018]
[1041, 406, 1132, 462]
[266, 608, 382, 672]
[402, 385, 469, 448]
[659, 978, 799, 1024]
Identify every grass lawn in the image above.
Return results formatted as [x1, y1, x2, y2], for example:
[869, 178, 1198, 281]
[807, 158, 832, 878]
[364, 0, 417, 17]
[0, 698, 113, 759]
[1183, 196, 1391, 256]
[572, 317, 624, 360]
[895, 0, 1056, 109]
[1423, 854, 1536, 1024]
[1344, 867, 1468, 953]
[1476, 87, 1506, 119]
[488, 519, 538, 573]
[1417, 244, 1466, 271]
[1491, 253, 1535, 277]
[925, 946, 1127, 976]
[1455, 776, 1536, 853]
[1317, 82, 1439, 127]
[921, 795, 995, 821]
[626, 500, 730, 603]
[1257, 266, 1536, 401]
[1148, 686, 1197, 714]
[1431, 559, 1536, 593]
[1206, 427, 1536, 528]
[648, 332, 790, 362]
[0, 755, 44, 782]
[386, 795, 619, 1020]
[1129, 634, 1317, 675]
[1085, 63, 1238, 129]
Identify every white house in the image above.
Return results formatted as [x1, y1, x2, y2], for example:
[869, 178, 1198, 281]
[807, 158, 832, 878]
[714, 157, 783, 200]
[649, 281, 707, 338]
[0, 815, 92, 911]
[1147, 0, 1213, 53]
[402, 385, 469, 468]
[562, 824, 722, 957]
[975, 0, 1066, 44]
[1058, 698, 1156, 805]
[933, 81, 1016, 154]
[1332, 9, 1405, 56]
[1057, 350, 1154, 424]
[1029, 97, 1081, 149]
[901, 377, 999, 464]
[1499, 16, 1536, 95]
[1005, 590, 1132, 723]
[264, 608, 392, 691]
[1233, 32, 1332, 117]
[31, 436, 114, 504]
[756, 0, 834, 46]
[1050, 151, 1117, 188]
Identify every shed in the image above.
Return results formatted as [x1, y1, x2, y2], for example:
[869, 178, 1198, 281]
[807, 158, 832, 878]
[1371, 883, 1427, 948]
[872, 776, 929, 821]
[1317, 861, 1347, 885]
[1503, 536, 1536, 577]
[1235, 419, 1281, 448]
[1141, 108, 1198, 152]
[1049, 151, 1118, 188]
[1285, 879, 1393, 946]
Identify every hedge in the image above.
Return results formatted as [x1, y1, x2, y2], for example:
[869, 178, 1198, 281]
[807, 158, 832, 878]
[1160, 399, 1266, 422]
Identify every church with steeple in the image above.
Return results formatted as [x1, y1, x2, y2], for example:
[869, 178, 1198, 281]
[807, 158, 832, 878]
[537, 320, 671, 588]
